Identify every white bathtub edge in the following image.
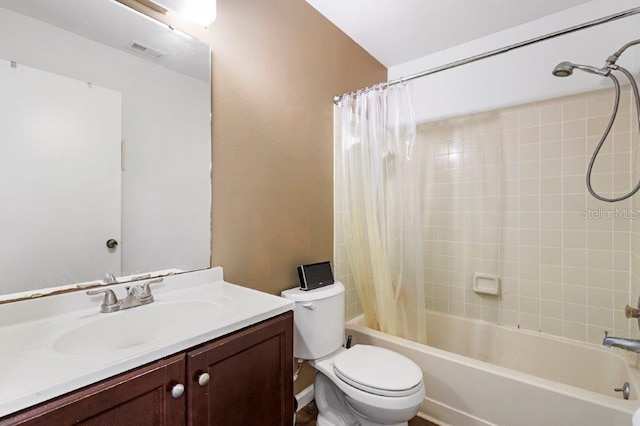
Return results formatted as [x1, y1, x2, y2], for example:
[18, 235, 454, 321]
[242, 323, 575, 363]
[421, 397, 496, 426]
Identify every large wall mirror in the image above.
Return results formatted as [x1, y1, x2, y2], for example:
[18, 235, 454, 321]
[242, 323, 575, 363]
[0, 0, 211, 298]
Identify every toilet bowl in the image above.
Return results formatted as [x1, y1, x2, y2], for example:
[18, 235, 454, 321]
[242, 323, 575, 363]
[282, 282, 425, 426]
[312, 345, 425, 426]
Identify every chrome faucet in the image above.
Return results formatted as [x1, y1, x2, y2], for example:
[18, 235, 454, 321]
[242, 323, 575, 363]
[122, 278, 162, 309]
[87, 278, 163, 313]
[602, 331, 640, 353]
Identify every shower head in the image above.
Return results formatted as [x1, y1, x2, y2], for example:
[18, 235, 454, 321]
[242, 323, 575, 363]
[551, 61, 610, 77]
[552, 61, 575, 77]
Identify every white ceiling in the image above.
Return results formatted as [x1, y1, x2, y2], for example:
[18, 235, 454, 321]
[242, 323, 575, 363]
[0, 0, 210, 81]
[305, 0, 596, 67]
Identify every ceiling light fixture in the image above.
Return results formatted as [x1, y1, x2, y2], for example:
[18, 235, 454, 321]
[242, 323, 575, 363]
[145, 0, 216, 27]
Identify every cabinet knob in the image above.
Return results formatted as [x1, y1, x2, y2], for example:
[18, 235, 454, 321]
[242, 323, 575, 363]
[197, 372, 210, 386]
[170, 383, 185, 399]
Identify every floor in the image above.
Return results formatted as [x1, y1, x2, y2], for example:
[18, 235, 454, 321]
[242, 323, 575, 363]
[295, 401, 438, 426]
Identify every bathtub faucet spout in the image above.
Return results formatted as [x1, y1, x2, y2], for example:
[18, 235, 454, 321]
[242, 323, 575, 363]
[602, 331, 640, 353]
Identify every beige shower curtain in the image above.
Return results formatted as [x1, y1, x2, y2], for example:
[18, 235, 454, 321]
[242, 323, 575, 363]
[335, 83, 426, 343]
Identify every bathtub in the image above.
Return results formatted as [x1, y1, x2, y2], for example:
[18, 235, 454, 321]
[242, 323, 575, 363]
[346, 311, 640, 426]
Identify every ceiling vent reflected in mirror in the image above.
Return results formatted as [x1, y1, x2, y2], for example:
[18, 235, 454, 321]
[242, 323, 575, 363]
[145, 0, 216, 27]
[126, 40, 166, 62]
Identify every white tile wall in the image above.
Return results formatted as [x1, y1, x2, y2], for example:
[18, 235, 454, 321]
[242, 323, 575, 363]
[335, 86, 640, 345]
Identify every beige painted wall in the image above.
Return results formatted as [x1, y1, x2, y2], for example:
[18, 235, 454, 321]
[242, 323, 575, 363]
[118, 0, 386, 396]
[208, 0, 385, 293]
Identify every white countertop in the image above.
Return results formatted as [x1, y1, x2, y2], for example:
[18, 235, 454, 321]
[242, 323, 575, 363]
[0, 267, 294, 417]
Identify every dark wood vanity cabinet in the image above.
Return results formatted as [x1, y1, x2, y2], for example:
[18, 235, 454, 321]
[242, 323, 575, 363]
[1, 312, 293, 426]
[187, 311, 294, 425]
[1, 354, 186, 426]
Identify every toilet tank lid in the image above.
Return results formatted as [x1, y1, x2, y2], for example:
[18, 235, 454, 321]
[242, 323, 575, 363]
[281, 282, 344, 301]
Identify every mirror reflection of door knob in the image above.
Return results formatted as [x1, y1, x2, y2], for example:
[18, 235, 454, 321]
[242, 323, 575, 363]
[106, 239, 118, 249]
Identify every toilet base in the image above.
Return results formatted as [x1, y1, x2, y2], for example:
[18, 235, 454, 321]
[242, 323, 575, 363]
[317, 413, 406, 426]
[345, 399, 408, 426]
[314, 373, 359, 426]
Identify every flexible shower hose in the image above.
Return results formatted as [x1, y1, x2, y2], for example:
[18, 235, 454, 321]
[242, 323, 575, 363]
[586, 65, 640, 202]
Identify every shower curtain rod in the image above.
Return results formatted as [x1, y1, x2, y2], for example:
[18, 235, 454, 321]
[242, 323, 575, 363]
[333, 6, 640, 104]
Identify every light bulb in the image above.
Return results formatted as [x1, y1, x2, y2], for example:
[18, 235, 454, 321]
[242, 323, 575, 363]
[147, 0, 217, 27]
[182, 0, 216, 27]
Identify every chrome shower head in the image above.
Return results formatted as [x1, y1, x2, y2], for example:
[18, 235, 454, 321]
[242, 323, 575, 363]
[552, 61, 610, 77]
[552, 61, 575, 77]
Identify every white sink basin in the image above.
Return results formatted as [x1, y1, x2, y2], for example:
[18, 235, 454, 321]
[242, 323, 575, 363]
[53, 300, 223, 355]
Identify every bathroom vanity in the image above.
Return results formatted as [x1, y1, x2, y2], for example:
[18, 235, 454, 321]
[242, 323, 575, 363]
[0, 268, 294, 425]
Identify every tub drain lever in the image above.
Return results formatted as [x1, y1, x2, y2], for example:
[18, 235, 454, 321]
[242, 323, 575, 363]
[614, 382, 630, 400]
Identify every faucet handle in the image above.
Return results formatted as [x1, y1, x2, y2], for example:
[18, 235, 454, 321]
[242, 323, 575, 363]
[625, 305, 640, 318]
[604, 330, 609, 338]
[140, 278, 163, 299]
[87, 289, 120, 313]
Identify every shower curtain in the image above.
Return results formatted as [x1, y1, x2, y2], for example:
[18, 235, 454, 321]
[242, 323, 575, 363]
[335, 83, 426, 343]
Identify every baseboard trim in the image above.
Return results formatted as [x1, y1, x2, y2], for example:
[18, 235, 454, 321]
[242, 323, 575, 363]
[295, 384, 314, 412]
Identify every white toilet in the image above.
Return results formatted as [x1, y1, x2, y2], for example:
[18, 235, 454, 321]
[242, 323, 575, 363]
[282, 282, 425, 426]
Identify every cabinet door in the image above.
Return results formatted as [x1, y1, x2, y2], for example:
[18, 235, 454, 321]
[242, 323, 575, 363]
[2, 354, 186, 426]
[187, 312, 293, 426]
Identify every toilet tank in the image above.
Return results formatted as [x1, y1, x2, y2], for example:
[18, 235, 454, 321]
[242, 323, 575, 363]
[281, 282, 345, 360]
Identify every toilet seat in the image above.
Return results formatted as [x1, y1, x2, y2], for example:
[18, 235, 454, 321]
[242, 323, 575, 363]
[333, 345, 423, 397]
